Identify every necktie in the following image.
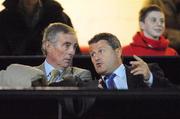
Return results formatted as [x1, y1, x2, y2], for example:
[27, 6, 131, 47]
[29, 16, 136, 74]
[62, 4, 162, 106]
[48, 69, 60, 84]
[104, 73, 116, 89]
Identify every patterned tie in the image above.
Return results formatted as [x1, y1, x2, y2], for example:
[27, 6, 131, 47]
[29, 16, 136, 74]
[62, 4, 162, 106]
[104, 73, 116, 89]
[48, 69, 60, 84]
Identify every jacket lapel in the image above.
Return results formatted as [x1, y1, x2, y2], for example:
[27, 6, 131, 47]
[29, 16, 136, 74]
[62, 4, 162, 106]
[125, 66, 136, 89]
[35, 63, 48, 82]
[125, 65, 148, 89]
[61, 67, 73, 79]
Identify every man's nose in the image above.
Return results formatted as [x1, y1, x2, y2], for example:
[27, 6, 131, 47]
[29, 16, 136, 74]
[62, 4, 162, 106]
[94, 54, 100, 61]
[68, 46, 76, 55]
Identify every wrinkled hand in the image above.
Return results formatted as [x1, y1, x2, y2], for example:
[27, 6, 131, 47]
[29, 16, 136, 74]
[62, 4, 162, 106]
[130, 55, 151, 80]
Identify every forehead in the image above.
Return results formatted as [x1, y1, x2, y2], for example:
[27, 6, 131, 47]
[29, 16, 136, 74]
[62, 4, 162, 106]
[89, 40, 110, 50]
[57, 32, 77, 44]
[145, 11, 164, 18]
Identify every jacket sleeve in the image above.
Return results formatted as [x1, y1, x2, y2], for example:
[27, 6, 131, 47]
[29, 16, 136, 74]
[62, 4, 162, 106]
[148, 63, 175, 88]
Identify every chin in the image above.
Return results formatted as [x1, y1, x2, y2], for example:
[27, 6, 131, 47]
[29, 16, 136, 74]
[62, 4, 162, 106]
[96, 69, 106, 75]
[64, 64, 71, 68]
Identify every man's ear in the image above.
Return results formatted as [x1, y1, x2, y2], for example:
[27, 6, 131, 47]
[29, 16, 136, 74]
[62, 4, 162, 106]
[115, 48, 122, 58]
[44, 41, 51, 50]
[42, 41, 52, 54]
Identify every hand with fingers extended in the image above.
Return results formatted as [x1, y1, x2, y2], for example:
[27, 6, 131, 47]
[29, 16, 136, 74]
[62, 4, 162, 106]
[130, 55, 151, 81]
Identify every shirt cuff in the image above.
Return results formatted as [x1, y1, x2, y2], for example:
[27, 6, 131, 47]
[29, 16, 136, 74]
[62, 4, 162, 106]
[144, 72, 153, 87]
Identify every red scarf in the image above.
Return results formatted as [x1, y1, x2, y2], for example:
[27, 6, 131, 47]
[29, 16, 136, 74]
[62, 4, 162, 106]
[122, 32, 178, 56]
[131, 32, 169, 50]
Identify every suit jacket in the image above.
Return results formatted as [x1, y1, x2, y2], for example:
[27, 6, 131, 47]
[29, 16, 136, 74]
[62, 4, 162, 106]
[101, 63, 173, 89]
[36, 63, 96, 87]
[148, 63, 173, 88]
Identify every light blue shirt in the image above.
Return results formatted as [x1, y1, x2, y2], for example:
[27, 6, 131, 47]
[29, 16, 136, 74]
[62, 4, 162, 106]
[104, 64, 153, 89]
[44, 60, 63, 82]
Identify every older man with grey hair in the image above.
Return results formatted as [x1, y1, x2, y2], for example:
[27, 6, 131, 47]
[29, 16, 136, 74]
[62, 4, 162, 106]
[35, 22, 97, 118]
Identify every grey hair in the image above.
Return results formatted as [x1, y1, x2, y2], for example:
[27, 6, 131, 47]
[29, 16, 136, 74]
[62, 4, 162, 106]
[41, 22, 76, 55]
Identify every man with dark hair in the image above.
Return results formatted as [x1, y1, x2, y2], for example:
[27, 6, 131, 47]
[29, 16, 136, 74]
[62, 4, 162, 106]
[89, 32, 172, 89]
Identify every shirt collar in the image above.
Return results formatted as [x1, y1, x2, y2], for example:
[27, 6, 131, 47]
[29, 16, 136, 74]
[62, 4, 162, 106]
[44, 60, 54, 77]
[114, 64, 126, 79]
[101, 64, 126, 80]
[44, 60, 65, 77]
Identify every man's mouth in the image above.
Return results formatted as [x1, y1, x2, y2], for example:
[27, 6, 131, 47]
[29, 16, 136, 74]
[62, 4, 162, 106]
[64, 59, 72, 63]
[96, 62, 102, 68]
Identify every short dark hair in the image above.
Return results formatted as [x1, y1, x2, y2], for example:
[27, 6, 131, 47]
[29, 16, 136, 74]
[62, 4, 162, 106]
[88, 33, 121, 49]
[139, 5, 163, 22]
